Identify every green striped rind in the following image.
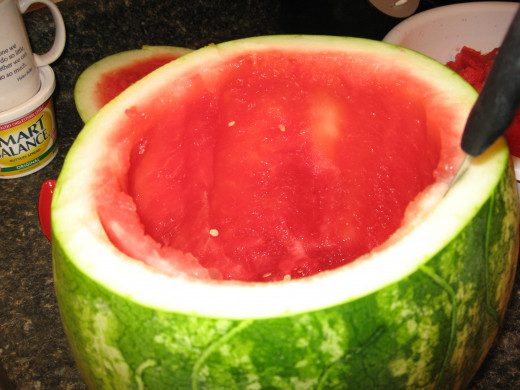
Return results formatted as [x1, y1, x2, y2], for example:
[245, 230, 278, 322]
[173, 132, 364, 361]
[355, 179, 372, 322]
[53, 159, 518, 389]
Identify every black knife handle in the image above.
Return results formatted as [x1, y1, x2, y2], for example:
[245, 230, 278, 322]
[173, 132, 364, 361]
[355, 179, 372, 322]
[461, 7, 520, 156]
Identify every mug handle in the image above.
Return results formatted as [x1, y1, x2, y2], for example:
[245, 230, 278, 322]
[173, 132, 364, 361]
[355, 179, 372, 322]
[18, 0, 66, 67]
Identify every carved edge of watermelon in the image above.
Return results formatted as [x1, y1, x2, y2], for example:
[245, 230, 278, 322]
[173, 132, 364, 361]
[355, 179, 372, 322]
[52, 36, 519, 389]
[73, 45, 192, 123]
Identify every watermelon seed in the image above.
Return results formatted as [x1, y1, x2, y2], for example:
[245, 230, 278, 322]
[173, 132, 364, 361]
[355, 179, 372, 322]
[228, 121, 236, 127]
[279, 124, 286, 132]
[209, 229, 219, 237]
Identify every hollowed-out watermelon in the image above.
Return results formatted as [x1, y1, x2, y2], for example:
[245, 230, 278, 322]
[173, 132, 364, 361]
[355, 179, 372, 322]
[74, 45, 192, 122]
[52, 35, 519, 389]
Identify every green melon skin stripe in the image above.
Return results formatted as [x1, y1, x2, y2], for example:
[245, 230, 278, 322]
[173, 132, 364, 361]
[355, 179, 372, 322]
[419, 264, 457, 390]
[53, 163, 518, 390]
[191, 320, 254, 390]
[484, 190, 502, 325]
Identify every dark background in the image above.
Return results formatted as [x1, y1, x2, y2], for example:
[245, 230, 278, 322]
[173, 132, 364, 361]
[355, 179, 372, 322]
[1, 0, 519, 388]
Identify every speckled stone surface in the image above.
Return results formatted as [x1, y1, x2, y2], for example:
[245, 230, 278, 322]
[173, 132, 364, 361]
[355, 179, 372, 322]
[0, 0, 518, 389]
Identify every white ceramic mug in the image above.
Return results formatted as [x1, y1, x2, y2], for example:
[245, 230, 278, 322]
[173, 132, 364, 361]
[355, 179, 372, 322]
[0, 0, 65, 112]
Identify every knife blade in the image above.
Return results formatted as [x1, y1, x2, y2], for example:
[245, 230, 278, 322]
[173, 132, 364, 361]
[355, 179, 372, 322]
[461, 6, 520, 157]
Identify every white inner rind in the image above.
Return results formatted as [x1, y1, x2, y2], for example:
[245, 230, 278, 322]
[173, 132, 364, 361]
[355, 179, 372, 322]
[53, 36, 509, 319]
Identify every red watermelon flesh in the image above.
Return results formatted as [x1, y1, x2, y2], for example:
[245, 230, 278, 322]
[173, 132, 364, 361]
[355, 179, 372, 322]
[447, 46, 520, 157]
[446, 46, 498, 92]
[96, 50, 462, 282]
[96, 55, 181, 107]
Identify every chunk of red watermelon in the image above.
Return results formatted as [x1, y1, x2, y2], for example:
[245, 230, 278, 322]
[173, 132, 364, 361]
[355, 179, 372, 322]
[446, 46, 498, 92]
[447, 46, 520, 157]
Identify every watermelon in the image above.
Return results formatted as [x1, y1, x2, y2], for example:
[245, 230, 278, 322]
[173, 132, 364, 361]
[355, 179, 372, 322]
[52, 35, 519, 389]
[446, 46, 498, 93]
[74, 45, 192, 122]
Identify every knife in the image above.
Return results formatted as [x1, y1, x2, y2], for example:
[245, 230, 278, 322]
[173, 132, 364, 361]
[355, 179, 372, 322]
[461, 7, 520, 157]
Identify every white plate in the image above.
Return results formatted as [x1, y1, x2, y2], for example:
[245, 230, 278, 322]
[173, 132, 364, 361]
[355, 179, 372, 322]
[383, 1, 520, 187]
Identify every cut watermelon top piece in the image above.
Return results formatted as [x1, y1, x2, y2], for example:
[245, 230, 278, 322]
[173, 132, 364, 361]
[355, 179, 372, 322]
[74, 46, 192, 122]
[56, 36, 480, 287]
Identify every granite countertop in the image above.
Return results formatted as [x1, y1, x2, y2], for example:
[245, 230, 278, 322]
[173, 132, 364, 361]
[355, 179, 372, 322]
[1, 0, 519, 388]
